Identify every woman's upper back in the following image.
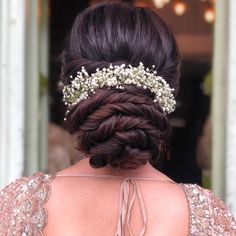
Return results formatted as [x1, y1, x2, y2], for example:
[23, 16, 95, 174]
[1, 172, 236, 236]
[44, 172, 188, 236]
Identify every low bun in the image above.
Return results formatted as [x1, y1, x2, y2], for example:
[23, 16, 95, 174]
[66, 87, 171, 169]
[61, 2, 180, 169]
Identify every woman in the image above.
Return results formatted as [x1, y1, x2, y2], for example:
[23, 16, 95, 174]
[0, 2, 235, 235]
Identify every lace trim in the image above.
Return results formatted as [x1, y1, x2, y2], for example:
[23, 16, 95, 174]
[0, 173, 54, 236]
[182, 184, 236, 236]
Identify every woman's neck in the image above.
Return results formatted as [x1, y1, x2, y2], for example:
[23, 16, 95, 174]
[57, 158, 173, 181]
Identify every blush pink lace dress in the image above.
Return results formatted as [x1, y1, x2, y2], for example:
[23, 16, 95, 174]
[0, 172, 236, 236]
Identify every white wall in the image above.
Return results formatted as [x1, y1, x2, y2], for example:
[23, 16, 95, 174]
[225, 0, 236, 216]
[212, 0, 236, 215]
[0, 0, 25, 188]
[0, 0, 49, 188]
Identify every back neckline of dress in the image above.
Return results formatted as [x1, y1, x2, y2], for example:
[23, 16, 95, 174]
[55, 172, 176, 183]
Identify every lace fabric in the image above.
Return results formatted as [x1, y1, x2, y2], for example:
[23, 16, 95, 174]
[181, 184, 236, 235]
[0, 172, 236, 236]
[0, 173, 54, 236]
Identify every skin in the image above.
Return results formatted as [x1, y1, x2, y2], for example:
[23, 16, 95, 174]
[44, 158, 189, 236]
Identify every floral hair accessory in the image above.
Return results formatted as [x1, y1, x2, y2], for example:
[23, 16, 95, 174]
[63, 62, 176, 117]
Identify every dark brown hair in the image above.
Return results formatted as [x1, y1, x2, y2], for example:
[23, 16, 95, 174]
[61, 2, 180, 169]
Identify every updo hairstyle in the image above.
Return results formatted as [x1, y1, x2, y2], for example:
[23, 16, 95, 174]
[61, 2, 180, 169]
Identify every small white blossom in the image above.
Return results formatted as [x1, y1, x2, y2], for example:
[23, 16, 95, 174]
[62, 62, 176, 116]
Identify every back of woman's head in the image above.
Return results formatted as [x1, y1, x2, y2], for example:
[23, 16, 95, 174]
[61, 2, 180, 169]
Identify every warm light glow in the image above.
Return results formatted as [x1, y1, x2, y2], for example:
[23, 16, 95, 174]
[163, 0, 171, 3]
[204, 8, 215, 23]
[153, 0, 165, 8]
[135, 1, 149, 7]
[173, 1, 187, 16]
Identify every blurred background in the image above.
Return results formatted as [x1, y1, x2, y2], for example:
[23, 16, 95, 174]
[0, 0, 236, 214]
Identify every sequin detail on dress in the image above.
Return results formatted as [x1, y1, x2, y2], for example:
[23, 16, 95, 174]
[0, 173, 53, 236]
[181, 184, 236, 235]
[1, 173, 236, 236]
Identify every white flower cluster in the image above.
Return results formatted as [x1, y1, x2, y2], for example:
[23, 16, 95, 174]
[63, 62, 176, 115]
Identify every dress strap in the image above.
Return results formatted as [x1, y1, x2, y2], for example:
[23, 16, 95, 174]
[55, 173, 175, 182]
[56, 173, 126, 179]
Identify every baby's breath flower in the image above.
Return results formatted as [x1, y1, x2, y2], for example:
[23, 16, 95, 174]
[63, 62, 176, 115]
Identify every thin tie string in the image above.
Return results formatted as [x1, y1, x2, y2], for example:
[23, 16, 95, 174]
[115, 178, 130, 235]
[115, 178, 147, 236]
[56, 173, 175, 236]
[135, 181, 147, 236]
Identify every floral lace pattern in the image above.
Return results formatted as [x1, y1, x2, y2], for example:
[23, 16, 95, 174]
[0, 173, 236, 236]
[181, 184, 236, 235]
[0, 173, 53, 236]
